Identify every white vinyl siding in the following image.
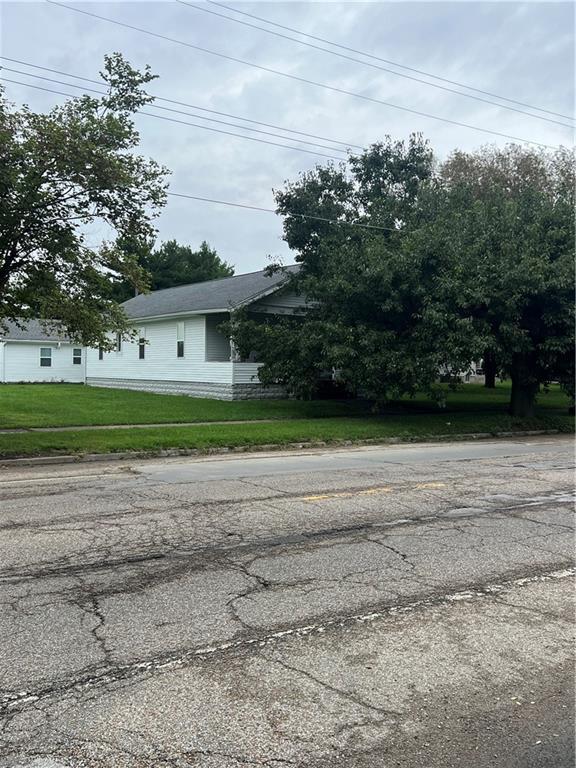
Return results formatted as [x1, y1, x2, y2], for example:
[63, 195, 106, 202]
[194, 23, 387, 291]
[205, 314, 231, 362]
[232, 362, 262, 384]
[1, 342, 85, 383]
[249, 290, 308, 315]
[85, 315, 234, 385]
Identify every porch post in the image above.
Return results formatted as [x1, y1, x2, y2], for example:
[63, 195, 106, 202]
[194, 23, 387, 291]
[230, 338, 240, 362]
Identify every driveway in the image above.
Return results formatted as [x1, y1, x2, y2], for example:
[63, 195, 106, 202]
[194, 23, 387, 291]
[0, 436, 574, 767]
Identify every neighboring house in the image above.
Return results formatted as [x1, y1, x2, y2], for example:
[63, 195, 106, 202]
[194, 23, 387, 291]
[85, 266, 305, 399]
[0, 319, 85, 383]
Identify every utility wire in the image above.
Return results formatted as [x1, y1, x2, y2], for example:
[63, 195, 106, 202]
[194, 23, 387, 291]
[45, 0, 560, 150]
[204, 0, 574, 123]
[0, 78, 398, 232]
[0, 55, 362, 151]
[3, 76, 397, 231]
[0, 66, 349, 155]
[179, 0, 573, 130]
[167, 192, 400, 232]
[0, 76, 346, 161]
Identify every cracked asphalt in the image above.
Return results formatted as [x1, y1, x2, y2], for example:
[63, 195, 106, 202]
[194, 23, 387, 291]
[0, 436, 574, 767]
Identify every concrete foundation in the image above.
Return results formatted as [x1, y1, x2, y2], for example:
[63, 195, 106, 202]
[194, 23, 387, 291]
[86, 377, 286, 400]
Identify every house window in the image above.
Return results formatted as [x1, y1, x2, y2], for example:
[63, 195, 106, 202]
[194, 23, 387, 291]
[73, 348, 82, 365]
[138, 327, 146, 360]
[177, 321, 185, 358]
[98, 346, 104, 360]
[116, 333, 122, 353]
[40, 348, 52, 367]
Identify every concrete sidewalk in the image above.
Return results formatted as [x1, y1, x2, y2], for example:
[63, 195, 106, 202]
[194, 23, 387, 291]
[0, 417, 277, 433]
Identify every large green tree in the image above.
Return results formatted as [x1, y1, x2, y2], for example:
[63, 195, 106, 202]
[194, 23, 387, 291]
[231, 135, 478, 402]
[231, 139, 574, 417]
[417, 144, 575, 416]
[111, 239, 234, 301]
[0, 54, 168, 347]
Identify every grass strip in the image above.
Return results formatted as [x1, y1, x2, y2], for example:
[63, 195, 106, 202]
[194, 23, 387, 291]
[0, 412, 572, 459]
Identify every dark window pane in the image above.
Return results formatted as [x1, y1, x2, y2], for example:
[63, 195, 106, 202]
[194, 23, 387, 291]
[98, 347, 103, 360]
[139, 339, 145, 359]
[40, 358, 52, 367]
[177, 340, 184, 358]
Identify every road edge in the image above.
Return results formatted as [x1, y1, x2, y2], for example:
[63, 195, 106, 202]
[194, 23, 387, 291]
[0, 428, 567, 467]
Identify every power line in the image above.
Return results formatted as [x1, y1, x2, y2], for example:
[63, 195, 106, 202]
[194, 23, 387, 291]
[46, 0, 561, 150]
[0, 76, 346, 161]
[167, 191, 400, 232]
[2, 77, 399, 231]
[0, 65, 349, 156]
[178, 0, 573, 130]
[203, 0, 574, 123]
[0, 78, 399, 231]
[0, 55, 362, 151]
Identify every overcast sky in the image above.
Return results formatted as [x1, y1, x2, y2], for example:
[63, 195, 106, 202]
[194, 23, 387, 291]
[1, 1, 574, 273]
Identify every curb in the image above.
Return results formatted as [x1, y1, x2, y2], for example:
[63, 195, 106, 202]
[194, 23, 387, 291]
[0, 429, 564, 468]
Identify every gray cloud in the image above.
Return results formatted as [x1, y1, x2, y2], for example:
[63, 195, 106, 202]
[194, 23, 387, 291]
[1, 1, 573, 272]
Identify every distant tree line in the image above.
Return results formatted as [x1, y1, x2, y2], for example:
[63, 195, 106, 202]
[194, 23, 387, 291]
[110, 239, 234, 302]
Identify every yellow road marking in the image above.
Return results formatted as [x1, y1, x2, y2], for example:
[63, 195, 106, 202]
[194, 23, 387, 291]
[303, 486, 392, 501]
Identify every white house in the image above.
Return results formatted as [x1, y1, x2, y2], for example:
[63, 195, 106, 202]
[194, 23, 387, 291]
[85, 266, 305, 399]
[0, 319, 86, 383]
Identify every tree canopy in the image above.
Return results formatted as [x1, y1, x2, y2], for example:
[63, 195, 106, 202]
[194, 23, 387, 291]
[111, 239, 234, 301]
[0, 53, 168, 347]
[422, 144, 575, 416]
[230, 138, 574, 416]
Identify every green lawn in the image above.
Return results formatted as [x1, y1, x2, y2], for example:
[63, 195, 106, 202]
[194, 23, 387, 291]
[0, 412, 573, 459]
[0, 381, 570, 429]
[0, 382, 572, 458]
[0, 384, 368, 428]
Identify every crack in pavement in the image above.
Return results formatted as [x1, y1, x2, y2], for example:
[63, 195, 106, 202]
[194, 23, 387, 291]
[2, 489, 572, 585]
[1, 567, 573, 721]
[265, 656, 403, 718]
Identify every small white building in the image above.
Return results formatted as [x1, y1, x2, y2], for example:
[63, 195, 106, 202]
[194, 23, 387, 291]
[0, 319, 86, 383]
[86, 266, 305, 399]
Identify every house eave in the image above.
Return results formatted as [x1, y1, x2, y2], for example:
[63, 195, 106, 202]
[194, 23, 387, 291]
[0, 338, 71, 345]
[124, 307, 234, 323]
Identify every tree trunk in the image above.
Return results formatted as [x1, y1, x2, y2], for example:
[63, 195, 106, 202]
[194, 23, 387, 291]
[483, 349, 497, 388]
[509, 355, 538, 417]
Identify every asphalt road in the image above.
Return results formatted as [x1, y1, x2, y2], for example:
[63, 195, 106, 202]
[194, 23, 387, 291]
[0, 436, 574, 767]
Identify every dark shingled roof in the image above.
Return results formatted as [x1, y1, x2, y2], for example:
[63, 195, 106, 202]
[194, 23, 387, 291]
[121, 265, 299, 320]
[1, 319, 70, 342]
